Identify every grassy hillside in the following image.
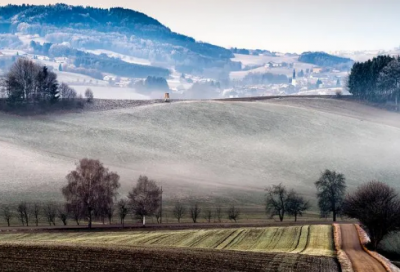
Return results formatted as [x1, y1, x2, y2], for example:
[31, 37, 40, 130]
[1, 98, 400, 203]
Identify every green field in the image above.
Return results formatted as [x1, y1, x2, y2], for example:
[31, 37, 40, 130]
[0, 225, 335, 257]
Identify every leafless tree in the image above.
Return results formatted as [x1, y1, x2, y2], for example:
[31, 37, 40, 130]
[128, 175, 161, 226]
[57, 205, 68, 226]
[227, 205, 240, 223]
[315, 170, 346, 222]
[215, 205, 222, 223]
[43, 202, 56, 226]
[66, 202, 82, 225]
[204, 208, 213, 223]
[5, 58, 39, 102]
[173, 202, 185, 223]
[106, 204, 114, 225]
[17, 202, 29, 226]
[2, 205, 13, 227]
[59, 83, 77, 99]
[265, 184, 289, 222]
[154, 208, 162, 224]
[343, 181, 400, 249]
[117, 199, 129, 227]
[32, 203, 41, 226]
[286, 191, 310, 222]
[62, 158, 120, 228]
[85, 88, 94, 102]
[190, 203, 201, 223]
[4, 58, 58, 103]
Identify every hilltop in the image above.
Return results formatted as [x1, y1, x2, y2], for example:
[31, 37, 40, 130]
[1, 97, 399, 204]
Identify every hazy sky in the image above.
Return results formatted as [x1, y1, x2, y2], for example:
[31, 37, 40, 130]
[6, 0, 400, 53]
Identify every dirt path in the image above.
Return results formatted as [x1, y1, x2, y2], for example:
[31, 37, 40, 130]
[340, 224, 386, 272]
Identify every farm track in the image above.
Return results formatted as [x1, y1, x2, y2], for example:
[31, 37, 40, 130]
[340, 224, 386, 272]
[0, 243, 341, 272]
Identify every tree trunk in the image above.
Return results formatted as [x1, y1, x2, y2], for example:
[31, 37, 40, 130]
[88, 209, 92, 229]
[294, 214, 297, 222]
[333, 212, 337, 222]
[143, 215, 146, 226]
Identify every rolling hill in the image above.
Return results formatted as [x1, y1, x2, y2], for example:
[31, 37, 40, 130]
[1, 98, 400, 204]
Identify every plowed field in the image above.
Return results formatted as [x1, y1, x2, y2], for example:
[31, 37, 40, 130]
[0, 244, 340, 272]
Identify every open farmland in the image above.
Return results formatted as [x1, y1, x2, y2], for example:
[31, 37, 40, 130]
[0, 225, 340, 271]
[0, 244, 340, 272]
[1, 98, 400, 203]
[0, 225, 335, 257]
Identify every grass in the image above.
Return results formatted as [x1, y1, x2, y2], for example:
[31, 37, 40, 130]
[1, 98, 400, 205]
[0, 225, 335, 257]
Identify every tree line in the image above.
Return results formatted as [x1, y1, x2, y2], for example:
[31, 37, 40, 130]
[348, 55, 400, 109]
[266, 169, 400, 250]
[0, 58, 93, 106]
[2, 158, 399, 251]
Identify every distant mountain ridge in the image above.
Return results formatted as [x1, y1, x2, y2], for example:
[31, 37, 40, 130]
[0, 4, 233, 60]
[299, 51, 353, 67]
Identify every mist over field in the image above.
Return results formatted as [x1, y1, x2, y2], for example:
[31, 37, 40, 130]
[1, 98, 400, 204]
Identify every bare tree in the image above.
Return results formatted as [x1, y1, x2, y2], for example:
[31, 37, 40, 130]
[4, 58, 58, 103]
[17, 202, 29, 226]
[189, 203, 201, 223]
[57, 205, 68, 226]
[227, 205, 240, 223]
[343, 181, 400, 249]
[215, 205, 222, 223]
[85, 88, 94, 102]
[67, 202, 82, 225]
[173, 202, 185, 223]
[286, 191, 310, 222]
[106, 204, 114, 225]
[32, 203, 41, 226]
[2, 205, 13, 227]
[43, 202, 56, 226]
[59, 83, 77, 99]
[128, 176, 161, 226]
[62, 158, 120, 228]
[117, 199, 129, 227]
[154, 208, 162, 224]
[265, 184, 289, 222]
[315, 170, 346, 222]
[204, 208, 213, 223]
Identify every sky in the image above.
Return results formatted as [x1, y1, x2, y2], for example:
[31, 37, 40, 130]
[5, 0, 400, 53]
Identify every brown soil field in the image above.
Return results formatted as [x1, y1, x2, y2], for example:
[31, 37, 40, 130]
[0, 243, 340, 272]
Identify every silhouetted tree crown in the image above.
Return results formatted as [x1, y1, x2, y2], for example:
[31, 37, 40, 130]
[343, 181, 400, 249]
[62, 158, 120, 228]
[315, 169, 346, 222]
[128, 175, 161, 224]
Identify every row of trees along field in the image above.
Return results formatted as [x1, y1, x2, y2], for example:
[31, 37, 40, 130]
[348, 55, 400, 109]
[262, 169, 400, 250]
[1, 159, 399, 250]
[0, 58, 93, 105]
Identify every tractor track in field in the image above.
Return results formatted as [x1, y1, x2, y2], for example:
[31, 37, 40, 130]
[340, 224, 387, 272]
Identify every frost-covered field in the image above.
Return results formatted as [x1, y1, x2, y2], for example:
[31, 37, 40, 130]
[1, 98, 400, 202]
[72, 86, 150, 100]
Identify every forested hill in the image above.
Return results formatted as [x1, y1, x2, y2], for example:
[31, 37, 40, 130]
[0, 4, 233, 59]
[299, 51, 353, 67]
